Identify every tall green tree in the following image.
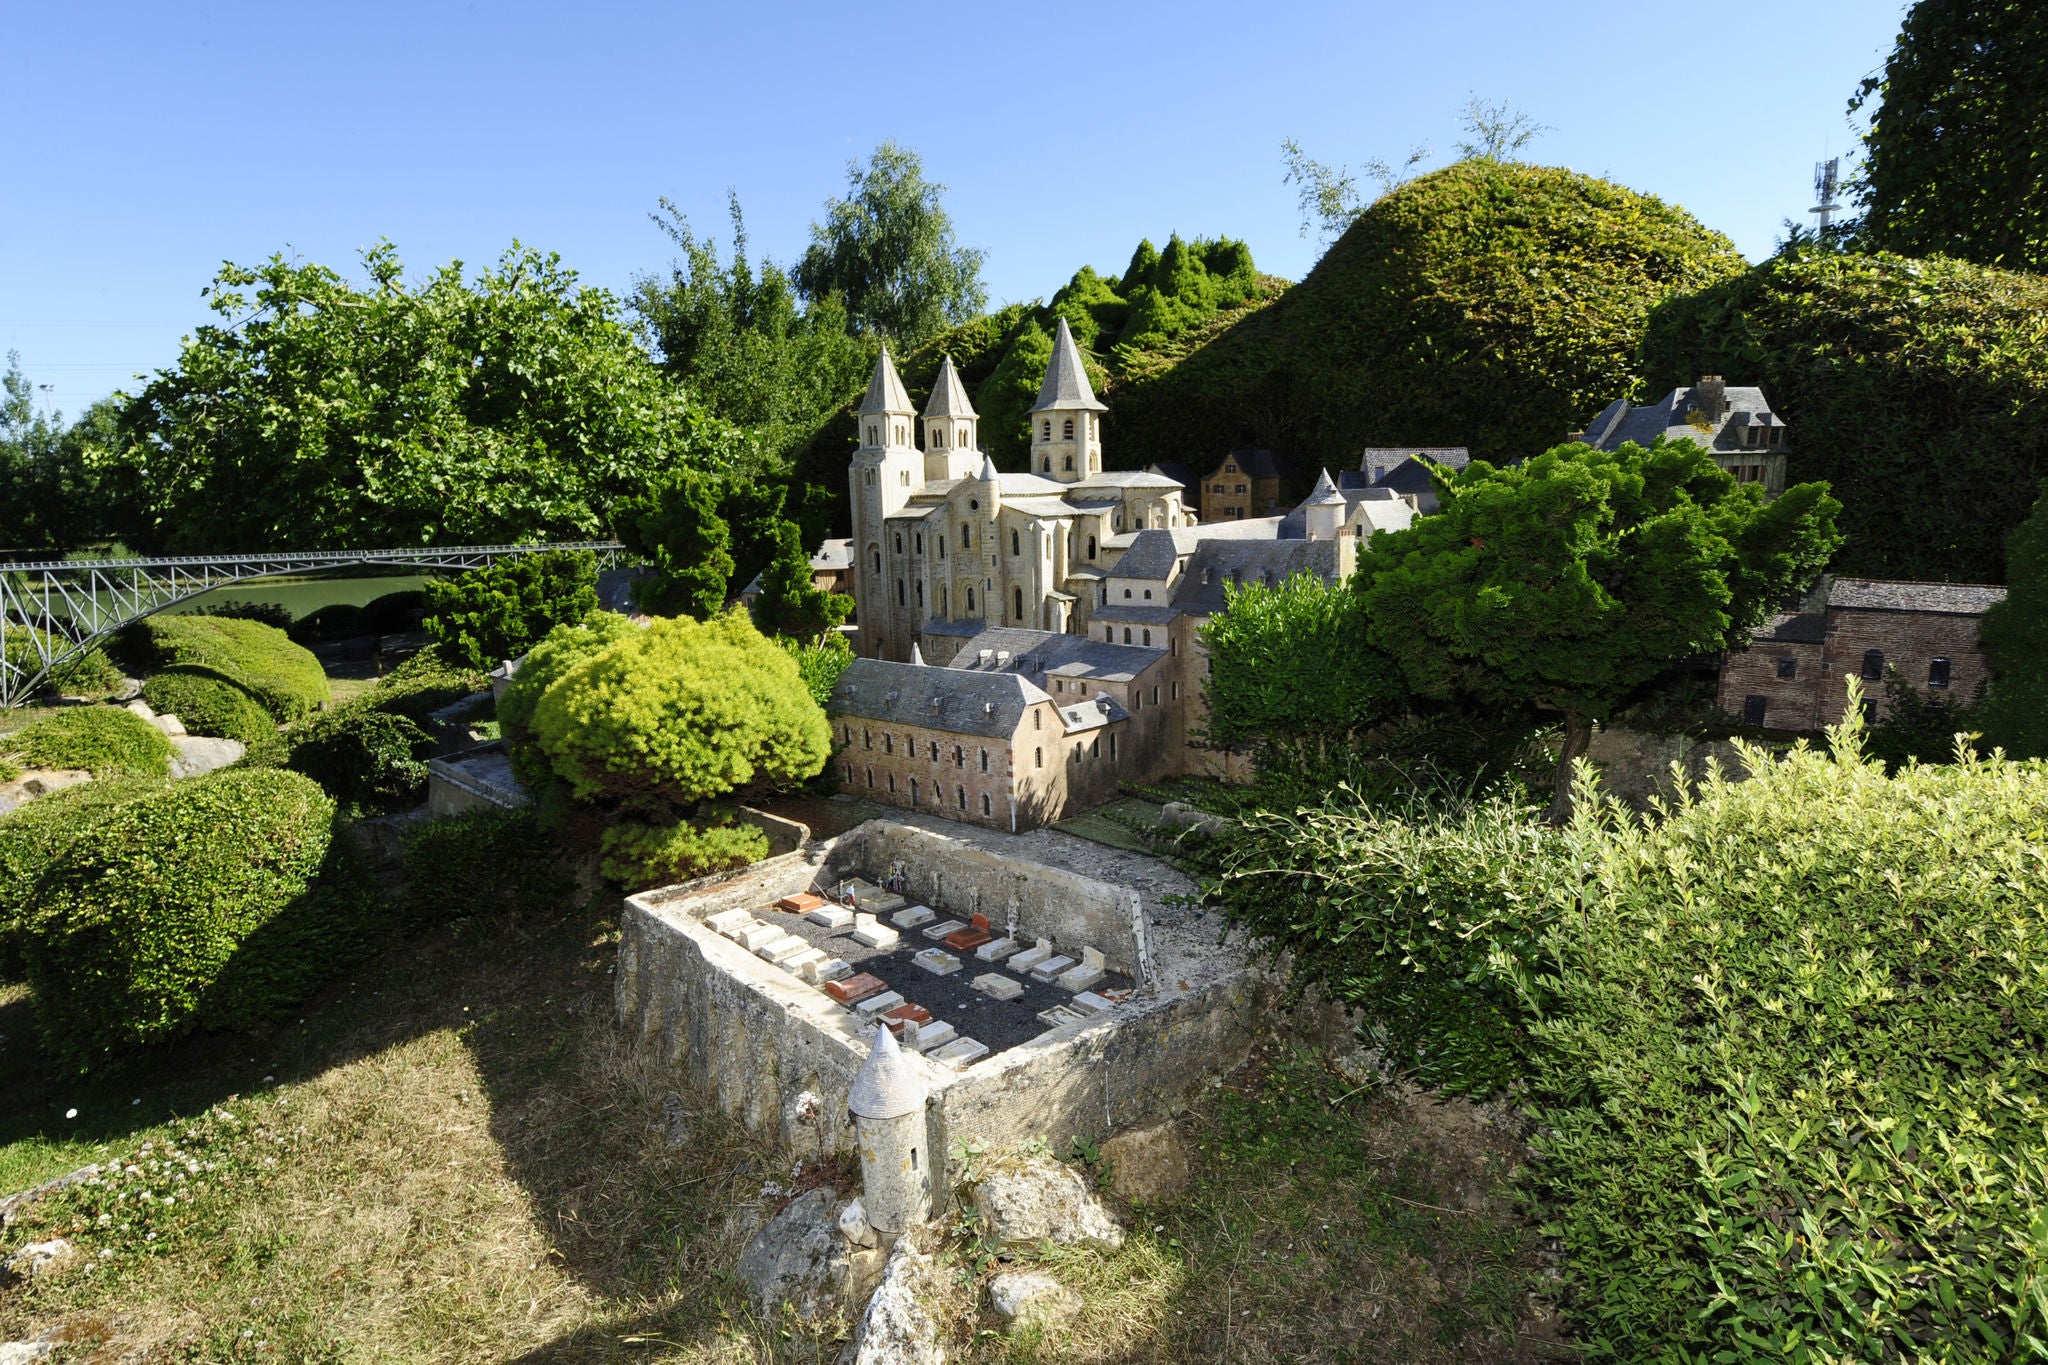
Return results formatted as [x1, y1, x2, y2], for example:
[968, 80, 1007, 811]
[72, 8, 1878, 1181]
[1199, 572, 1405, 756]
[1358, 440, 1842, 820]
[106, 243, 745, 553]
[0, 353, 122, 554]
[422, 548, 601, 670]
[750, 520, 851, 642]
[794, 142, 988, 348]
[1980, 481, 2048, 757]
[1850, 0, 2048, 272]
[614, 470, 735, 620]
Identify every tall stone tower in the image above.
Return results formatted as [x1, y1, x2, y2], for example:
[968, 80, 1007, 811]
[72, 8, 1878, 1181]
[1029, 317, 1107, 484]
[850, 349, 919, 659]
[922, 354, 981, 483]
[848, 1022, 931, 1234]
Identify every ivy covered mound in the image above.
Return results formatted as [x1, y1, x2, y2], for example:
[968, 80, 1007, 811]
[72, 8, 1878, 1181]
[138, 615, 331, 721]
[1109, 159, 1747, 472]
[1643, 246, 2048, 584]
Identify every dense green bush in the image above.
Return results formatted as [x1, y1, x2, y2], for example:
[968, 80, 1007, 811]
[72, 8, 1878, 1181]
[497, 611, 639, 790]
[1, 629, 122, 698]
[399, 806, 569, 921]
[0, 776, 166, 979]
[1981, 482, 2047, 757]
[783, 632, 853, 709]
[289, 603, 364, 642]
[142, 615, 330, 721]
[361, 645, 489, 723]
[1642, 246, 2048, 583]
[139, 670, 278, 745]
[285, 708, 435, 812]
[599, 811, 770, 890]
[1, 706, 172, 777]
[1109, 159, 1746, 473]
[18, 768, 376, 1064]
[188, 600, 295, 631]
[1199, 572, 1405, 755]
[358, 589, 426, 637]
[423, 549, 599, 670]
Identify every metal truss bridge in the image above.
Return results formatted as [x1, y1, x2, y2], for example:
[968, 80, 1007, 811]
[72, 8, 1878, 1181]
[1, 542, 626, 707]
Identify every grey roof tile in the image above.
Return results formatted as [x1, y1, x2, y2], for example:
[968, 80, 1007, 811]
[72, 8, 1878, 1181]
[1173, 540, 1342, 616]
[952, 627, 1165, 683]
[1030, 317, 1107, 413]
[829, 657, 1049, 739]
[1105, 529, 1182, 580]
[1827, 578, 2007, 615]
[922, 355, 977, 419]
[856, 348, 914, 416]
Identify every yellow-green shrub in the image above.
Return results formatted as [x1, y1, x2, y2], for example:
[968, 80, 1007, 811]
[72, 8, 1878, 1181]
[142, 615, 330, 721]
[599, 811, 769, 890]
[2, 706, 173, 777]
[140, 670, 277, 745]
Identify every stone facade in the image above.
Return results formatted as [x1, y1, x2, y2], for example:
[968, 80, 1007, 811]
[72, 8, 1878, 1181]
[1199, 449, 1283, 522]
[1580, 375, 1791, 496]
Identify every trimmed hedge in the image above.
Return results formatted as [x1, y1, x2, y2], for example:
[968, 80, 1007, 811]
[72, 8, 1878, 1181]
[139, 670, 278, 746]
[285, 708, 435, 812]
[141, 615, 330, 721]
[0, 776, 167, 980]
[423, 549, 599, 671]
[2, 706, 173, 777]
[19, 768, 377, 1064]
[599, 811, 769, 891]
[498, 611, 639, 794]
[362, 645, 489, 723]
[1642, 246, 2048, 583]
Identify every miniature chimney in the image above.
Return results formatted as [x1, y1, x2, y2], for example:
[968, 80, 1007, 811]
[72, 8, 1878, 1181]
[1695, 375, 1727, 423]
[848, 1023, 931, 1233]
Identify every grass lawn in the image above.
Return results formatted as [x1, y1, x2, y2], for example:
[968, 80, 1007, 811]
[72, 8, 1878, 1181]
[0, 868, 1564, 1362]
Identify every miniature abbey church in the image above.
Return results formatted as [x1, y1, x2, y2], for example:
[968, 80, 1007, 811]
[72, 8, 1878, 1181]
[833, 318, 1416, 830]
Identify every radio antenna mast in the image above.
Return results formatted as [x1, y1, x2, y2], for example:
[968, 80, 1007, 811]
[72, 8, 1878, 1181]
[1810, 157, 1842, 231]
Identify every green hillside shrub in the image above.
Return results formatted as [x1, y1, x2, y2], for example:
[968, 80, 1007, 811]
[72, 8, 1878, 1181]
[423, 549, 598, 670]
[18, 768, 375, 1064]
[362, 646, 489, 723]
[0, 776, 166, 980]
[599, 810, 769, 890]
[1979, 482, 2048, 757]
[359, 590, 425, 636]
[2, 706, 172, 777]
[1, 629, 122, 698]
[289, 603, 364, 642]
[141, 615, 330, 721]
[399, 806, 569, 921]
[1199, 572, 1405, 754]
[1641, 246, 2048, 583]
[285, 708, 435, 812]
[1110, 159, 1747, 474]
[139, 670, 277, 746]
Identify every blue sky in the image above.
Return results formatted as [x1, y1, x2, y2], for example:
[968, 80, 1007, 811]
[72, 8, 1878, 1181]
[3, 0, 1906, 420]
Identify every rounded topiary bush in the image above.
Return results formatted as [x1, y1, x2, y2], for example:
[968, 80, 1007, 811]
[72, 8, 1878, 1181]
[143, 615, 330, 721]
[285, 707, 435, 812]
[19, 768, 375, 1064]
[2, 705, 173, 777]
[140, 670, 277, 745]
[362, 646, 489, 723]
[599, 812, 770, 891]
[0, 776, 167, 980]
[498, 611, 640, 794]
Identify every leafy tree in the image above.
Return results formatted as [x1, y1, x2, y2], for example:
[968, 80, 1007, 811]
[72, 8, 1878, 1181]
[1850, 0, 2048, 272]
[751, 520, 851, 642]
[1980, 481, 2048, 757]
[793, 142, 988, 348]
[1358, 439, 1842, 820]
[0, 353, 122, 554]
[1865, 665, 1985, 771]
[1280, 138, 1432, 247]
[422, 548, 600, 670]
[630, 194, 874, 465]
[104, 243, 744, 552]
[613, 471, 738, 619]
[1199, 572, 1405, 757]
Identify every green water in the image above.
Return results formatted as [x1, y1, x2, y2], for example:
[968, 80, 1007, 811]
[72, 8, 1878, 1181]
[163, 573, 436, 619]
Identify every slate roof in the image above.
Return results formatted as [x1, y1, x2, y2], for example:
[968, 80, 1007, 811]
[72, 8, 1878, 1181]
[829, 657, 1049, 739]
[856, 349, 914, 416]
[1057, 695, 1128, 734]
[1090, 604, 1181, 626]
[1149, 460, 1200, 502]
[1358, 447, 1470, 479]
[952, 628, 1166, 684]
[811, 538, 854, 571]
[1073, 470, 1187, 490]
[1305, 469, 1345, 505]
[1030, 317, 1107, 413]
[1579, 384, 1784, 456]
[922, 355, 977, 419]
[1750, 612, 1827, 645]
[1173, 540, 1343, 616]
[1827, 578, 2007, 615]
[1106, 529, 1183, 581]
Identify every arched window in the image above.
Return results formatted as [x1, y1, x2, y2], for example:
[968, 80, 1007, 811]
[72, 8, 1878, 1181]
[1087, 535, 1097, 560]
[961, 523, 972, 550]
[1013, 586, 1024, 621]
[966, 586, 976, 612]
[887, 773, 895, 793]
[1142, 629, 1151, 646]
[863, 729, 872, 749]
[1063, 455, 1074, 472]
[1861, 649, 1886, 680]
[871, 548, 882, 573]
[916, 581, 924, 607]
[1108, 734, 1117, 760]
[866, 767, 875, 787]
[958, 424, 968, 446]
[1123, 627, 1132, 643]
[929, 741, 939, 761]
[981, 792, 992, 816]
[894, 533, 902, 554]
[1042, 457, 1051, 472]
[1123, 588, 1132, 599]
[1063, 418, 1074, 439]
[979, 748, 989, 772]
[883, 734, 892, 754]
[842, 725, 852, 744]
[909, 778, 918, 804]
[1143, 588, 1152, 600]
[896, 579, 905, 606]
[1034, 746, 1042, 768]
[1042, 420, 1052, 441]
[956, 785, 967, 809]
[941, 587, 949, 615]
[914, 532, 923, 554]
[953, 745, 964, 767]
[1011, 528, 1020, 556]
[895, 423, 905, 444]
[866, 424, 876, 445]
[933, 426, 945, 448]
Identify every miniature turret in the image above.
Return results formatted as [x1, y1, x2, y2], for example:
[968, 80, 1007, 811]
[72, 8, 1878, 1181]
[1303, 468, 1346, 541]
[1030, 317, 1107, 483]
[848, 1022, 931, 1233]
[922, 354, 981, 482]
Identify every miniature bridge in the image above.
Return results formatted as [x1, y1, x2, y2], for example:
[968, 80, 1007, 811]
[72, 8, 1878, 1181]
[0, 541, 627, 707]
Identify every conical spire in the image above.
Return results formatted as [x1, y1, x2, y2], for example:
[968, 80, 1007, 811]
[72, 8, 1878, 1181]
[910, 642, 926, 666]
[978, 453, 999, 482]
[1029, 317, 1107, 413]
[849, 1021, 926, 1120]
[922, 355, 977, 419]
[1306, 468, 1345, 505]
[856, 348, 915, 416]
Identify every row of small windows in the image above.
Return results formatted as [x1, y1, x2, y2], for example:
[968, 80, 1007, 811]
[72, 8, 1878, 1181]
[843, 766, 997, 817]
[851, 725, 994, 771]
[1040, 417, 1095, 442]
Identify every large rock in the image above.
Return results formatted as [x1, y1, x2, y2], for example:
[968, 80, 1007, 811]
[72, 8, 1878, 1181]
[0, 769, 92, 809]
[735, 1187, 885, 1323]
[841, 1241, 945, 1365]
[971, 1154, 1124, 1250]
[987, 1268, 1081, 1327]
[0, 1343, 53, 1364]
[1101, 1122, 1191, 1204]
[169, 735, 245, 779]
[152, 713, 188, 738]
[0, 1238, 74, 1284]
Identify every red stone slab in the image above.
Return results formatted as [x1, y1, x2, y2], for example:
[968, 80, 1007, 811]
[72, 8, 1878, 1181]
[944, 928, 992, 952]
[776, 892, 826, 913]
[823, 973, 886, 1006]
[970, 913, 990, 932]
[883, 1002, 932, 1025]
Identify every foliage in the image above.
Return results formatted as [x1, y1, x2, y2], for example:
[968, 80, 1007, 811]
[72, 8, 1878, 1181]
[359, 590, 427, 636]
[361, 645, 490, 722]
[140, 615, 330, 721]
[139, 670, 278, 746]
[750, 518, 852, 641]
[1, 705, 173, 777]
[100, 242, 747, 552]
[0, 627, 118, 700]
[0, 776, 166, 980]
[792, 142, 988, 348]
[1644, 245, 2048, 583]
[1979, 480, 2048, 757]
[1112, 159, 1746, 474]
[630, 193, 876, 467]
[1849, 0, 2048, 272]
[18, 768, 377, 1065]
[527, 610, 830, 820]
[496, 612, 641, 796]
[1198, 571, 1405, 754]
[422, 548, 599, 670]
[187, 600, 295, 631]
[1357, 439, 1841, 816]
[399, 806, 568, 921]
[285, 707, 436, 812]
[598, 811, 770, 891]
[1863, 664, 1984, 771]
[612, 469, 735, 618]
[1451, 97, 1550, 161]
[0, 350, 124, 554]
[782, 631, 854, 710]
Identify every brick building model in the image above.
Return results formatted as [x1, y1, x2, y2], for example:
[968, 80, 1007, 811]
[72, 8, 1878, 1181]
[1580, 375, 1791, 496]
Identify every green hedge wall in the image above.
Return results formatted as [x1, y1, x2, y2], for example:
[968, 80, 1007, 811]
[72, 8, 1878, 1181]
[1, 706, 173, 777]
[285, 708, 435, 813]
[0, 776, 168, 980]
[139, 670, 278, 746]
[141, 615, 331, 721]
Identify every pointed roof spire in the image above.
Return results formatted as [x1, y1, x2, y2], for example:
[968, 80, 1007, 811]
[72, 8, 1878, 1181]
[922, 355, 978, 420]
[1029, 317, 1108, 414]
[909, 641, 926, 666]
[977, 453, 999, 482]
[848, 1022, 926, 1120]
[1306, 468, 1345, 505]
[856, 348, 915, 416]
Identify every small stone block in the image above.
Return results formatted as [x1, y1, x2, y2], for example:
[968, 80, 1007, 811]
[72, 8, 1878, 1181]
[784, 947, 827, 975]
[921, 919, 967, 941]
[705, 909, 754, 934]
[929, 1037, 989, 1067]
[1011, 939, 1055, 972]
[892, 1017, 917, 1043]
[909, 1020, 957, 1051]
[807, 906, 856, 929]
[1030, 955, 1076, 982]
[1071, 991, 1116, 1014]
[1056, 964, 1106, 992]
[970, 912, 990, 932]
[1036, 1005, 1087, 1030]
[824, 973, 886, 1006]
[976, 937, 1020, 962]
[912, 948, 962, 976]
[851, 920, 899, 949]
[855, 990, 906, 1015]
[883, 1002, 932, 1025]
[735, 922, 781, 951]
[756, 935, 810, 964]
[1077, 945, 1105, 971]
[840, 878, 882, 903]
[972, 973, 1025, 1001]
[862, 892, 908, 915]
[775, 892, 826, 913]
[890, 904, 936, 929]
[944, 927, 992, 952]
[808, 958, 854, 984]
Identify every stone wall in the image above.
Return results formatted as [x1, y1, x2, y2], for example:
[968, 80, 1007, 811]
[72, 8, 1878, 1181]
[1586, 725, 1753, 809]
